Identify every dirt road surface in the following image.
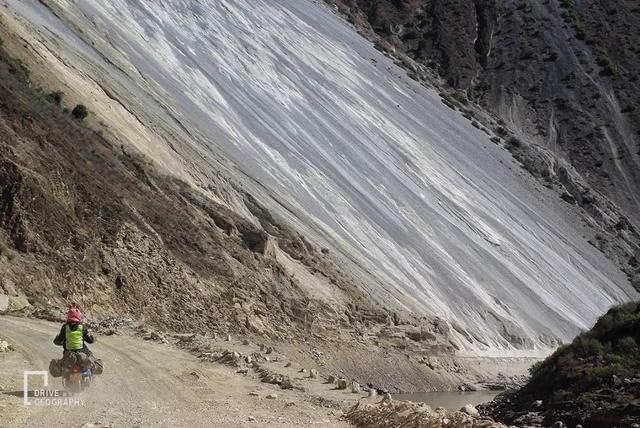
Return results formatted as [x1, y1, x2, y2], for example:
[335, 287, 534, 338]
[0, 316, 349, 427]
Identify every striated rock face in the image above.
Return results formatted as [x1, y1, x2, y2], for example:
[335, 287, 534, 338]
[330, 0, 640, 226]
[507, 142, 640, 284]
[1, 0, 637, 355]
[0, 43, 388, 341]
[328, 0, 640, 290]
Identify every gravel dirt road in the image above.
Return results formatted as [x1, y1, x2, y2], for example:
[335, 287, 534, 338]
[0, 316, 348, 427]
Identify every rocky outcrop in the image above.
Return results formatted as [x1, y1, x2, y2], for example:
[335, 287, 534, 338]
[345, 400, 507, 428]
[507, 141, 640, 286]
[0, 340, 13, 352]
[328, 0, 499, 87]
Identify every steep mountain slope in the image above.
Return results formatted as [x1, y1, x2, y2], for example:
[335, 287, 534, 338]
[0, 42, 378, 339]
[0, 40, 507, 395]
[327, 0, 640, 285]
[328, 0, 640, 215]
[0, 0, 637, 355]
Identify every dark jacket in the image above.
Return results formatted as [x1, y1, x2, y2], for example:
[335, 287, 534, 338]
[53, 322, 95, 353]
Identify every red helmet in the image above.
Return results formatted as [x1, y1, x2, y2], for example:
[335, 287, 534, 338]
[66, 305, 83, 323]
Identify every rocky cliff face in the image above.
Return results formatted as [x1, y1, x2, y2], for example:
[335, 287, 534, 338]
[341, 0, 499, 88]
[327, 0, 640, 288]
[1, 0, 637, 357]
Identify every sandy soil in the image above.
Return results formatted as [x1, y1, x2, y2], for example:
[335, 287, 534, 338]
[0, 316, 353, 427]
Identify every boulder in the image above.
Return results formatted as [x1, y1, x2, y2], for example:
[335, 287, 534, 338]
[242, 339, 250, 345]
[0, 294, 8, 312]
[405, 328, 437, 342]
[7, 295, 29, 312]
[381, 393, 392, 403]
[0, 340, 13, 352]
[351, 382, 361, 393]
[0, 277, 17, 296]
[240, 228, 276, 258]
[458, 383, 479, 392]
[280, 378, 294, 390]
[460, 404, 479, 416]
[261, 373, 284, 385]
[309, 369, 318, 379]
[368, 389, 377, 398]
[337, 378, 348, 389]
[530, 400, 543, 409]
[144, 331, 166, 342]
[327, 375, 336, 384]
[226, 334, 232, 342]
[266, 393, 278, 400]
[612, 374, 622, 386]
[513, 412, 544, 426]
[218, 350, 242, 366]
[236, 368, 249, 374]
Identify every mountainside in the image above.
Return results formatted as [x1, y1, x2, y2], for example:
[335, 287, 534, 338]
[0, 42, 508, 395]
[327, 0, 640, 286]
[327, 0, 640, 214]
[484, 302, 640, 427]
[0, 41, 377, 338]
[0, 0, 637, 359]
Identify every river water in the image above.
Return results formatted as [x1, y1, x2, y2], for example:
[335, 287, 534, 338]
[394, 391, 500, 410]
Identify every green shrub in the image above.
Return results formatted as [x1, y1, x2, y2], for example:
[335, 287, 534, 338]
[552, 389, 573, 403]
[450, 91, 468, 105]
[574, 336, 604, 357]
[508, 136, 523, 148]
[71, 104, 88, 120]
[596, 56, 618, 76]
[45, 91, 64, 105]
[616, 336, 637, 353]
[545, 52, 560, 62]
[495, 126, 508, 136]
